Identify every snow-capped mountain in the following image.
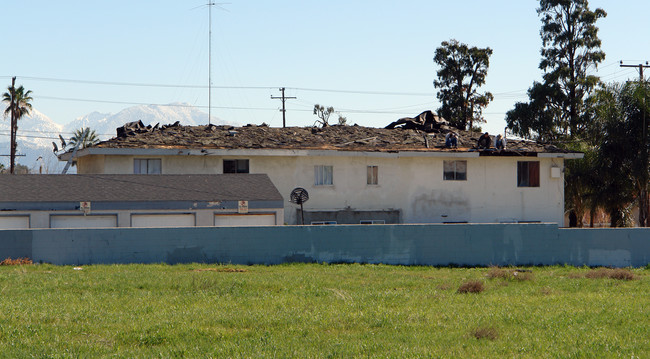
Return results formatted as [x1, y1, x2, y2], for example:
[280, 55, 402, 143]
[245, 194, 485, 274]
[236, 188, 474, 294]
[64, 103, 229, 140]
[0, 108, 64, 173]
[0, 103, 233, 173]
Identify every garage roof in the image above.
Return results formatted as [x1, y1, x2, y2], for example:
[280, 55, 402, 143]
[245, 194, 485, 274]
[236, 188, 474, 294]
[0, 174, 282, 203]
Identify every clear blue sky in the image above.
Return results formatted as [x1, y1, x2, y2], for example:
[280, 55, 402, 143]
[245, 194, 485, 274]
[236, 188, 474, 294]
[2, 0, 649, 135]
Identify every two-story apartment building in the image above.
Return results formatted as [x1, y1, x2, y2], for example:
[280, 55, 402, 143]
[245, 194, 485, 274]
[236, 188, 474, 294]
[60, 122, 582, 225]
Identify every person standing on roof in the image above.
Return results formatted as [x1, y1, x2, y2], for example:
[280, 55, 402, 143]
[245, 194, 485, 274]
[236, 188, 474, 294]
[494, 134, 506, 150]
[477, 132, 491, 149]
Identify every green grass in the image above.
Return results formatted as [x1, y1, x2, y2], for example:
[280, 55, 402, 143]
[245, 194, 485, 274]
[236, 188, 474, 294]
[0, 263, 647, 358]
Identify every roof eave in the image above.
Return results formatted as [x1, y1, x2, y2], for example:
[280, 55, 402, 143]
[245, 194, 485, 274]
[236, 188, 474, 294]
[59, 146, 583, 160]
[537, 152, 584, 159]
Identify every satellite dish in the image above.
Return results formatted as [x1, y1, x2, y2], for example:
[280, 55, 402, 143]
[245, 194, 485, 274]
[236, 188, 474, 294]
[290, 188, 309, 225]
[290, 187, 309, 205]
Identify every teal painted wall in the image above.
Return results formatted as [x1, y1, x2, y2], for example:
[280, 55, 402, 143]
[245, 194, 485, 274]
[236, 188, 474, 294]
[0, 224, 648, 267]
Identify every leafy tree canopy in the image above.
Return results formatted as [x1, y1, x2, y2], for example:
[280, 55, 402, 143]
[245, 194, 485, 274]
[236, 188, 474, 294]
[69, 127, 100, 149]
[2, 85, 33, 120]
[507, 0, 606, 142]
[433, 39, 493, 131]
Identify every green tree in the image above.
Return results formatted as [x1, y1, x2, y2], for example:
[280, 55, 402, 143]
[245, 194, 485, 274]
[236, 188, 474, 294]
[579, 82, 649, 227]
[2, 79, 33, 174]
[69, 127, 100, 149]
[505, 83, 562, 142]
[506, 0, 606, 141]
[433, 39, 493, 131]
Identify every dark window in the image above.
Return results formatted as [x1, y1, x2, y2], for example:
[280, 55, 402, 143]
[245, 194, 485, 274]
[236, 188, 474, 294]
[517, 161, 540, 187]
[223, 159, 249, 173]
[443, 160, 467, 181]
[134, 159, 161, 174]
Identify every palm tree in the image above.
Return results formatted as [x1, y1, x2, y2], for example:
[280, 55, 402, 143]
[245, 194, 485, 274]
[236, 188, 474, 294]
[2, 78, 33, 174]
[69, 127, 100, 149]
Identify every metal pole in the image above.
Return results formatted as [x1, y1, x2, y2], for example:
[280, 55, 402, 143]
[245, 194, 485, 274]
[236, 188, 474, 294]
[300, 202, 304, 225]
[208, 2, 213, 125]
[621, 61, 650, 226]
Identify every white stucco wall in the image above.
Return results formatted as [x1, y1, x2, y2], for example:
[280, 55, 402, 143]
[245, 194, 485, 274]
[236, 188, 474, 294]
[77, 151, 566, 225]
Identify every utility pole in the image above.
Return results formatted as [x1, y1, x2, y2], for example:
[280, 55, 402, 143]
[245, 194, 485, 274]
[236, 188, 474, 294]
[9, 76, 16, 174]
[271, 88, 296, 128]
[620, 61, 650, 227]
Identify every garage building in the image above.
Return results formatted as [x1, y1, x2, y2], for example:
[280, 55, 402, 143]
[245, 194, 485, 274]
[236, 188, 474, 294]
[0, 174, 283, 229]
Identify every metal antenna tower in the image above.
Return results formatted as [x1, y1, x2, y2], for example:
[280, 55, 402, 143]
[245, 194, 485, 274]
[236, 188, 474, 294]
[206, 2, 229, 125]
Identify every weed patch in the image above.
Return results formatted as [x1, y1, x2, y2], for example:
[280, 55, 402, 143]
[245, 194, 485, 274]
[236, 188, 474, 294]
[584, 268, 636, 280]
[471, 327, 498, 340]
[192, 267, 248, 273]
[539, 287, 554, 295]
[457, 280, 484, 293]
[486, 267, 534, 281]
[0, 257, 32, 266]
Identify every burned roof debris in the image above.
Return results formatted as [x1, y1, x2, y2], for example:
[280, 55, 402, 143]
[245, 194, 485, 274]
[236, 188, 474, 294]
[93, 113, 577, 155]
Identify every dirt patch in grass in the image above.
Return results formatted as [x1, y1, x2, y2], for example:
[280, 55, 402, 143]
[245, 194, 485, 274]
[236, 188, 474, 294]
[584, 268, 637, 280]
[486, 267, 534, 281]
[457, 280, 485, 294]
[0, 257, 33, 266]
[192, 268, 248, 273]
[471, 327, 498, 340]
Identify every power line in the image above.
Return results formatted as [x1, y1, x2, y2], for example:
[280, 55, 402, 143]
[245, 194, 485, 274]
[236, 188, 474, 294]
[35, 95, 437, 115]
[37, 95, 275, 111]
[0, 75, 271, 90]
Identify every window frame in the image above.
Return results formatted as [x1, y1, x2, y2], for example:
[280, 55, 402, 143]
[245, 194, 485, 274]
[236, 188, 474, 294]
[517, 161, 540, 187]
[311, 221, 337, 225]
[443, 160, 467, 181]
[360, 219, 385, 224]
[314, 165, 333, 186]
[367, 165, 379, 185]
[133, 158, 162, 174]
[223, 159, 250, 174]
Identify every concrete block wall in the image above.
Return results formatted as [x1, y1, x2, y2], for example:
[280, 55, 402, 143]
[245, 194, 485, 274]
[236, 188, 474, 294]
[0, 224, 648, 267]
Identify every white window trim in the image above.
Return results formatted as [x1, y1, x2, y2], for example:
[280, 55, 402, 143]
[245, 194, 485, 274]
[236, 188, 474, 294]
[134, 158, 162, 174]
[443, 160, 467, 181]
[314, 165, 333, 186]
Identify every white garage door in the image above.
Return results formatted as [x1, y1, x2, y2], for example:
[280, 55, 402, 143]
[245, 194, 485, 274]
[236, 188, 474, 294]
[0, 216, 30, 229]
[131, 213, 195, 228]
[50, 215, 117, 228]
[214, 213, 276, 226]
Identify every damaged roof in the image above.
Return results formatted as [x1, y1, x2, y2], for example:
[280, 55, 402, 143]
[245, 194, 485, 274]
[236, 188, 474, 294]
[90, 119, 577, 156]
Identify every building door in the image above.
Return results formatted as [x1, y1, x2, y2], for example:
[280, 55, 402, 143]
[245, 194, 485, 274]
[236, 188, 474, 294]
[50, 215, 117, 228]
[0, 216, 30, 229]
[214, 213, 276, 226]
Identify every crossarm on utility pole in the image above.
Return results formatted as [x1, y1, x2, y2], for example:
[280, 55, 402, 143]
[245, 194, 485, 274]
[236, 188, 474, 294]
[271, 87, 297, 128]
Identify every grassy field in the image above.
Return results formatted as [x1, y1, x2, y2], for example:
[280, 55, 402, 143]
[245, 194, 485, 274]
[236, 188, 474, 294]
[0, 263, 647, 358]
